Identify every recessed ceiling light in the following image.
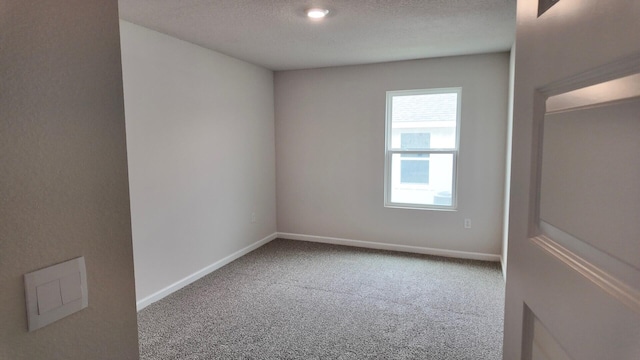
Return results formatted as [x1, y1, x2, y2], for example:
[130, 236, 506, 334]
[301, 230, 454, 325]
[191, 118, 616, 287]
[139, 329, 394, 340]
[307, 8, 329, 19]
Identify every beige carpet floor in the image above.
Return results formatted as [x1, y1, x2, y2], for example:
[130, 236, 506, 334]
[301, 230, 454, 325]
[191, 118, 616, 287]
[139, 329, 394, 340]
[138, 239, 505, 359]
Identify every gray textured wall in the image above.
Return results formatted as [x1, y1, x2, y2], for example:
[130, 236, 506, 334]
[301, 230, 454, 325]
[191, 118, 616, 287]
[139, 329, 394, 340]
[0, 1, 139, 359]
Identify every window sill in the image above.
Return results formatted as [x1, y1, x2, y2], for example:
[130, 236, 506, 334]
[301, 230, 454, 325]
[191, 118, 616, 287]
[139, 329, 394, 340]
[384, 204, 457, 211]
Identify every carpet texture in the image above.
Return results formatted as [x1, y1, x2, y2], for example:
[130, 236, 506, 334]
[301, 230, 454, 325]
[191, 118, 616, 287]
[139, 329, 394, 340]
[138, 239, 505, 359]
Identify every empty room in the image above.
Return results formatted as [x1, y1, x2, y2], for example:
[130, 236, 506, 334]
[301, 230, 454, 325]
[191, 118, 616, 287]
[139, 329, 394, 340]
[2, 1, 639, 359]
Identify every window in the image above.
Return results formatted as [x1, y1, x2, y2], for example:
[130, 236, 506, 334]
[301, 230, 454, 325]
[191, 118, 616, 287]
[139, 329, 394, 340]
[384, 88, 461, 209]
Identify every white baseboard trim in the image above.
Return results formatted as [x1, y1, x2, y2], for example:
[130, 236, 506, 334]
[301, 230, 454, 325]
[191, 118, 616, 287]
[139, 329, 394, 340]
[136, 232, 278, 311]
[277, 232, 501, 262]
[500, 256, 507, 281]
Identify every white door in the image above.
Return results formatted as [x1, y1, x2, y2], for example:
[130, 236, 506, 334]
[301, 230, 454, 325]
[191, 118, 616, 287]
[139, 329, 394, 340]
[503, 1, 640, 359]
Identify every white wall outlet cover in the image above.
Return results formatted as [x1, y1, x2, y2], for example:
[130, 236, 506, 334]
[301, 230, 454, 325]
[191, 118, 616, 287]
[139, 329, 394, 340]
[24, 257, 88, 332]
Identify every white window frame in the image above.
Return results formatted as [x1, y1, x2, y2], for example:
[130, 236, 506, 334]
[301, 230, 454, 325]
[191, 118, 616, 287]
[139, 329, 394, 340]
[384, 87, 461, 210]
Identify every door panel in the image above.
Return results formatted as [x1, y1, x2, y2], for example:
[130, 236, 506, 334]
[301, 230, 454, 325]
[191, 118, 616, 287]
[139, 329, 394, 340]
[531, 316, 571, 360]
[540, 97, 640, 269]
[504, 0, 640, 359]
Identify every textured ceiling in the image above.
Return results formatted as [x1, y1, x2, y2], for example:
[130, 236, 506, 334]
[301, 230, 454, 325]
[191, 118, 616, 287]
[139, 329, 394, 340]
[118, 0, 516, 71]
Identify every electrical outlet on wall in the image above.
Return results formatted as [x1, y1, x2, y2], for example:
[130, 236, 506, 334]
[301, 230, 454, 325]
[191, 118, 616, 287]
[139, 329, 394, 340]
[251, 212, 256, 223]
[464, 218, 471, 229]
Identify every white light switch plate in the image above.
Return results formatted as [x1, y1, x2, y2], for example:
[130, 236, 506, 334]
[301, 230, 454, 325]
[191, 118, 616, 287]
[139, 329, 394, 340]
[35, 279, 63, 314]
[24, 257, 88, 332]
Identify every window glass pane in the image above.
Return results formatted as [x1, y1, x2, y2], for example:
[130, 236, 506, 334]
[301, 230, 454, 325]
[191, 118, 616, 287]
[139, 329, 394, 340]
[400, 133, 430, 159]
[400, 159, 429, 184]
[401, 133, 430, 150]
[390, 153, 453, 206]
[391, 93, 457, 149]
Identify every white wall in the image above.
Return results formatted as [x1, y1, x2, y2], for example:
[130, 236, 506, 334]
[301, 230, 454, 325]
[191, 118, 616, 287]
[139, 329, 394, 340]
[119, 21, 277, 304]
[275, 53, 510, 256]
[1, 2, 139, 359]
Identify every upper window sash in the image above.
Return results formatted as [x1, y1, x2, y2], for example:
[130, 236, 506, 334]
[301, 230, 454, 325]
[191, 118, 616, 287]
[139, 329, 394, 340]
[386, 88, 461, 151]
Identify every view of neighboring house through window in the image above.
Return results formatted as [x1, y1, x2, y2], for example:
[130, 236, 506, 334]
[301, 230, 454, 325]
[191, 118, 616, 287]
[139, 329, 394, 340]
[400, 133, 431, 184]
[384, 88, 461, 209]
